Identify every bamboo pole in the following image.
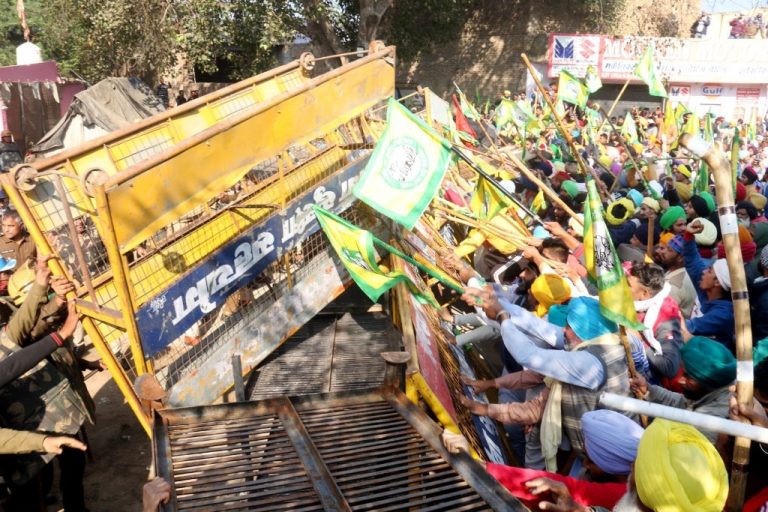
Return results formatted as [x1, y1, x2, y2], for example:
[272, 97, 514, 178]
[521, 53, 610, 204]
[431, 206, 530, 245]
[605, 78, 632, 120]
[594, 103, 648, 195]
[678, 133, 752, 512]
[433, 199, 529, 238]
[646, 220, 654, 258]
[460, 139, 583, 227]
[450, 145, 545, 226]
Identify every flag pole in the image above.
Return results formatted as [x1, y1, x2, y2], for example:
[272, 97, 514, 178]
[521, 53, 609, 203]
[604, 78, 631, 120]
[679, 133, 752, 512]
[449, 144, 544, 226]
[371, 235, 465, 295]
[595, 103, 657, 197]
[457, 132, 583, 227]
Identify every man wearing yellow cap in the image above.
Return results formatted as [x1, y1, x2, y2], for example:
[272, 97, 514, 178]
[672, 162, 693, 202]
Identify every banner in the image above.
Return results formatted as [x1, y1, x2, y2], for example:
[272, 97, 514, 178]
[548, 33, 768, 84]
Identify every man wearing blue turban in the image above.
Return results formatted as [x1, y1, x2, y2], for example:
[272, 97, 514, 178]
[461, 292, 635, 472]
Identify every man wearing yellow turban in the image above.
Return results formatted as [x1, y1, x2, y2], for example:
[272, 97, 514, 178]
[525, 419, 728, 512]
[635, 419, 729, 511]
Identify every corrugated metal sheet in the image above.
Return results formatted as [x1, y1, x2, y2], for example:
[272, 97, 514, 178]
[248, 311, 397, 400]
[154, 389, 527, 511]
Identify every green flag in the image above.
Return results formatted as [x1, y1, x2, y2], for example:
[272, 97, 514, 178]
[470, 176, 513, 220]
[583, 179, 644, 330]
[354, 98, 452, 230]
[313, 206, 437, 306]
[584, 65, 602, 94]
[694, 116, 710, 194]
[681, 112, 700, 137]
[557, 69, 589, 109]
[494, 99, 515, 130]
[620, 112, 639, 144]
[454, 82, 480, 120]
[633, 46, 667, 98]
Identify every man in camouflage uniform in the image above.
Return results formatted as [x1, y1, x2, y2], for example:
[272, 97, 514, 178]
[0, 256, 94, 511]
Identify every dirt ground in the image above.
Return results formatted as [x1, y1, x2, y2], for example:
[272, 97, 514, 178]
[45, 349, 150, 512]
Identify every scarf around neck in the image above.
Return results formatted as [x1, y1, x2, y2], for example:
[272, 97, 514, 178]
[633, 282, 671, 355]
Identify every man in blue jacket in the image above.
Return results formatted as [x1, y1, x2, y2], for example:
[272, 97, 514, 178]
[682, 220, 735, 350]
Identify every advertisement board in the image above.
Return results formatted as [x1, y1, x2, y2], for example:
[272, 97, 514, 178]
[548, 34, 768, 85]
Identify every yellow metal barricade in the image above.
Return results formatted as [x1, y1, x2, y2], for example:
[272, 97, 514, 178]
[4, 43, 397, 435]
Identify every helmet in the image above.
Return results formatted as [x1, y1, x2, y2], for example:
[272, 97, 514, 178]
[8, 260, 35, 306]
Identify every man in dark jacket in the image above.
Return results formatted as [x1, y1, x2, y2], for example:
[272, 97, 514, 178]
[750, 245, 768, 341]
[682, 221, 735, 350]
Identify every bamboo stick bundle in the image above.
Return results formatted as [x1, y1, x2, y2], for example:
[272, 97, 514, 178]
[431, 209, 530, 249]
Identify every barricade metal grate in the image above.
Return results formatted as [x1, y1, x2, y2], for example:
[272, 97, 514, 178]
[154, 389, 526, 511]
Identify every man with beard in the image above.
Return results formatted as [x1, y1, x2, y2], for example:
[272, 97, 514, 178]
[442, 409, 642, 511]
[461, 296, 633, 472]
[653, 235, 696, 317]
[629, 335, 735, 443]
[524, 418, 728, 511]
[681, 221, 735, 348]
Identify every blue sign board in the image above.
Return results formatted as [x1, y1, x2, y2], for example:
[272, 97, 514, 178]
[136, 157, 367, 356]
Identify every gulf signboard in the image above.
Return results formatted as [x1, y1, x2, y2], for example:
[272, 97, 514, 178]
[702, 84, 724, 98]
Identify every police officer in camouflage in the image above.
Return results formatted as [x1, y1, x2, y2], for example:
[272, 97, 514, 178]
[0, 255, 94, 511]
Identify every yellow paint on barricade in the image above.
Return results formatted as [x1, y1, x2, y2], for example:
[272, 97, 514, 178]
[407, 372, 481, 460]
[2, 45, 398, 434]
[108, 56, 395, 252]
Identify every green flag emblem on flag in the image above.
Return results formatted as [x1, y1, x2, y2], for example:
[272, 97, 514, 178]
[584, 65, 602, 94]
[633, 46, 667, 98]
[354, 98, 452, 230]
[556, 69, 588, 109]
[583, 179, 644, 330]
[313, 206, 437, 306]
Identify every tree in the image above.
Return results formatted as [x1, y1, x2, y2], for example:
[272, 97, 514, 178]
[0, 0, 44, 66]
[0, 0, 475, 85]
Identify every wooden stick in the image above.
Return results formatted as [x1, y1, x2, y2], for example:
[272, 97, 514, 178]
[679, 133, 752, 512]
[433, 199, 529, 238]
[646, 220, 654, 258]
[460, 142, 583, 227]
[521, 53, 610, 205]
[450, 144, 544, 226]
[432, 209, 529, 245]
[605, 78, 631, 120]
[432, 201, 530, 240]
[619, 326, 649, 427]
